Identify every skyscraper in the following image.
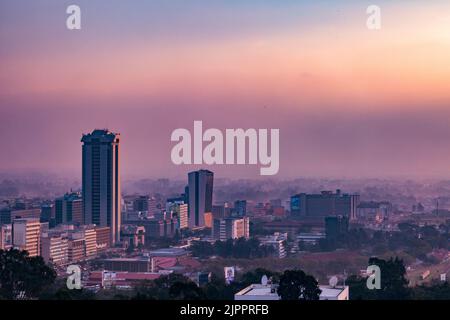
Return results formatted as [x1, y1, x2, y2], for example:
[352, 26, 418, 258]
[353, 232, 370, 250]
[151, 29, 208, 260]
[81, 129, 121, 244]
[188, 170, 213, 228]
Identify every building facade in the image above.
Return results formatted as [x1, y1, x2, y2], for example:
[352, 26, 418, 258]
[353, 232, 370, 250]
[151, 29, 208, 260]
[12, 218, 41, 257]
[290, 190, 359, 221]
[40, 233, 69, 265]
[82, 129, 121, 244]
[55, 192, 83, 225]
[188, 170, 213, 228]
[213, 217, 250, 241]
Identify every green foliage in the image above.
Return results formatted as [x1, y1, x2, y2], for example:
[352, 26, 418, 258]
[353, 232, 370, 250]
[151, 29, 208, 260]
[0, 248, 56, 299]
[277, 270, 321, 300]
[240, 268, 280, 287]
[411, 281, 450, 300]
[39, 279, 96, 300]
[348, 257, 411, 300]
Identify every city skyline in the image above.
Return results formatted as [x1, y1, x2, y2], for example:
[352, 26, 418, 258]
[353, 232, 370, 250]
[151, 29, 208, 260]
[1, 1, 450, 179]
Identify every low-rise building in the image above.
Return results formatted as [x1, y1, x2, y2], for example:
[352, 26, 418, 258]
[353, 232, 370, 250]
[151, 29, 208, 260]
[40, 233, 69, 266]
[234, 283, 349, 300]
[212, 217, 250, 241]
[258, 232, 287, 258]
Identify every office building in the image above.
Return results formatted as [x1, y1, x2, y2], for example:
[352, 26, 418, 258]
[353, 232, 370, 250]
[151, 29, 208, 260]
[82, 129, 121, 244]
[290, 190, 359, 221]
[213, 217, 250, 241]
[167, 202, 188, 230]
[234, 200, 247, 217]
[68, 238, 85, 263]
[95, 226, 111, 253]
[40, 233, 69, 265]
[188, 170, 213, 228]
[1, 208, 41, 224]
[55, 192, 83, 225]
[12, 218, 41, 257]
[121, 225, 145, 248]
[69, 225, 97, 259]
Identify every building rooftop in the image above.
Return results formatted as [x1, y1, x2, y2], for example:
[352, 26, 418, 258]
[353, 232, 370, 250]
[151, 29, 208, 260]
[235, 284, 349, 300]
[148, 247, 188, 257]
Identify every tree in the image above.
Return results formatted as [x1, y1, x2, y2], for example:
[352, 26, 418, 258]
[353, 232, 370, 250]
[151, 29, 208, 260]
[348, 257, 411, 300]
[169, 281, 206, 300]
[39, 279, 95, 300]
[190, 241, 214, 258]
[0, 248, 56, 299]
[277, 270, 321, 300]
[132, 274, 199, 300]
[240, 268, 280, 287]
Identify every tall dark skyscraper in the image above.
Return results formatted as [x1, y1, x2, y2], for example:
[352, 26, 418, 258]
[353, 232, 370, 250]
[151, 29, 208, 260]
[188, 170, 213, 228]
[81, 129, 121, 244]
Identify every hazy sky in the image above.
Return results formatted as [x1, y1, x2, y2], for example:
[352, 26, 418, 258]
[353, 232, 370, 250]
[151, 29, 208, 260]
[1, 0, 450, 179]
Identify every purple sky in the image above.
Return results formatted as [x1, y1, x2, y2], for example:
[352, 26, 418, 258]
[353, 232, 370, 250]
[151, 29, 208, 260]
[1, 0, 450, 179]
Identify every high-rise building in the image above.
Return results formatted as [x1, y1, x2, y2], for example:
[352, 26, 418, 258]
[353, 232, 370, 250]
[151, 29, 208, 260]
[290, 190, 359, 221]
[12, 218, 41, 257]
[55, 192, 83, 225]
[188, 170, 213, 228]
[82, 129, 121, 244]
[212, 217, 250, 241]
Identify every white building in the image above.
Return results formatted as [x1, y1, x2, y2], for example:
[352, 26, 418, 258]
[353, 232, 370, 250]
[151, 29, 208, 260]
[234, 283, 349, 300]
[258, 232, 287, 258]
[212, 217, 250, 241]
[13, 218, 41, 257]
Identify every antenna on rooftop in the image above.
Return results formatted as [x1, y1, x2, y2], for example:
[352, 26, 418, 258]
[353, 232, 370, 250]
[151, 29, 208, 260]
[329, 276, 338, 288]
[261, 275, 268, 286]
